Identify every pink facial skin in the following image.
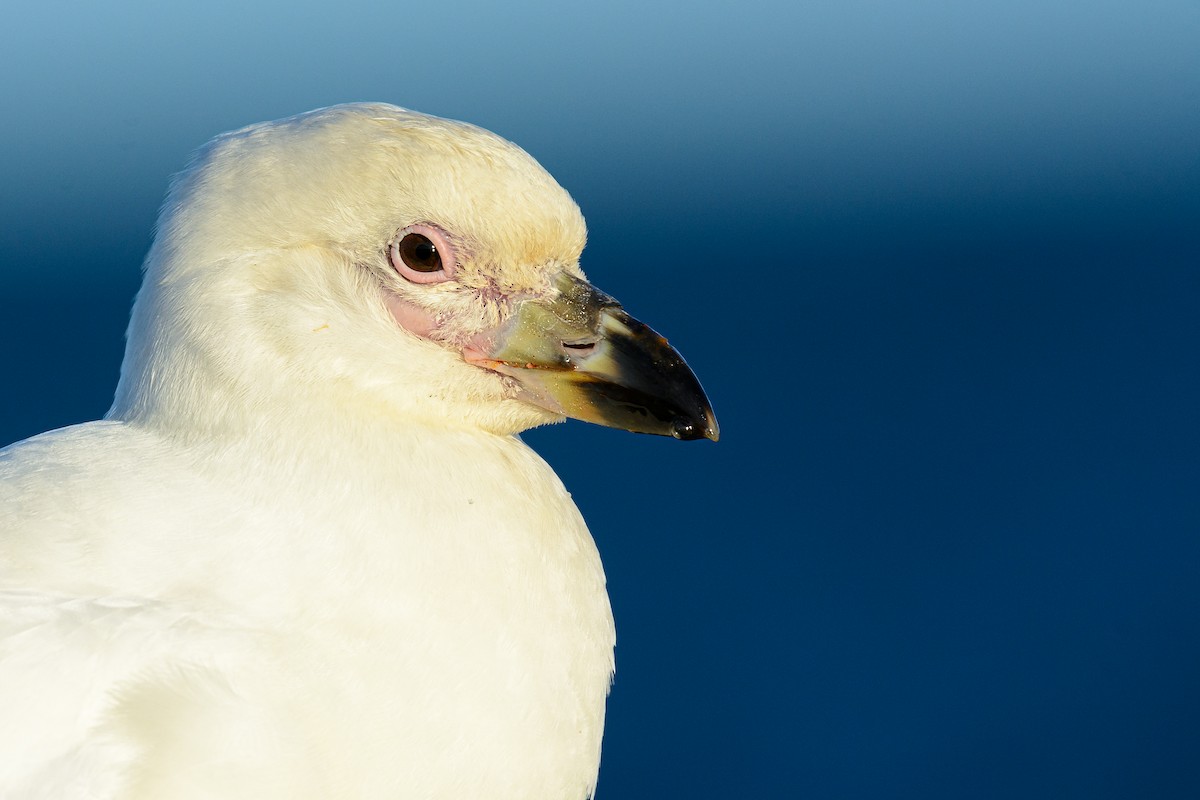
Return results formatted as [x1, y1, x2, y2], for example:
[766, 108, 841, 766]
[384, 222, 456, 340]
[383, 224, 548, 409]
[384, 294, 440, 339]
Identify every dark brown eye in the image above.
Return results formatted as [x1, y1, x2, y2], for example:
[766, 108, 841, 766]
[389, 224, 457, 284]
[398, 233, 442, 272]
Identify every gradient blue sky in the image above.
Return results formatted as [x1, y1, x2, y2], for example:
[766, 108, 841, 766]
[3, 2, 1199, 798]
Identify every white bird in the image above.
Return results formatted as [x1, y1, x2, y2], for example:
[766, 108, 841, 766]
[0, 104, 717, 799]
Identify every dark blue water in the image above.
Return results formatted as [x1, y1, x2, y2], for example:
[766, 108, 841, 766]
[3, 2, 1199, 797]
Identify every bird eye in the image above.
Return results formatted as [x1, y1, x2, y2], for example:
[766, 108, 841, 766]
[389, 224, 458, 284]
[398, 233, 441, 272]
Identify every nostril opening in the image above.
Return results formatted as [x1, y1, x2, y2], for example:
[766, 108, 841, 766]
[560, 340, 598, 365]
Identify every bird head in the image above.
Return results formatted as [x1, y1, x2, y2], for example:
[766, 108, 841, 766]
[111, 104, 717, 442]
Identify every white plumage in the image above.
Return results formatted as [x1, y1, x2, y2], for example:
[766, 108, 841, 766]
[0, 104, 715, 799]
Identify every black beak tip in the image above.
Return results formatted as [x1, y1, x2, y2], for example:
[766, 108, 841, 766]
[670, 411, 720, 442]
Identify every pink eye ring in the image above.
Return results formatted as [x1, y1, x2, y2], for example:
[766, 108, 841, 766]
[389, 224, 458, 284]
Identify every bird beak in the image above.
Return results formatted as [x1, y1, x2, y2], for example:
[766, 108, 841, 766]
[465, 273, 719, 441]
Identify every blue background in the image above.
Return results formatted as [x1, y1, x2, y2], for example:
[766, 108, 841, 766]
[3, 2, 1199, 797]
